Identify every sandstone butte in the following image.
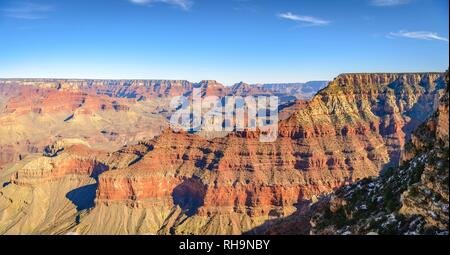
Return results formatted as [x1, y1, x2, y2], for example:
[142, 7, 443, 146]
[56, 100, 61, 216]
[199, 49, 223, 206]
[0, 73, 446, 235]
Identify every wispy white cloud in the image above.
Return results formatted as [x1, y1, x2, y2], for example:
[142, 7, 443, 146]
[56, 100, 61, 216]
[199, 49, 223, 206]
[129, 0, 193, 10]
[278, 12, 330, 26]
[1, 2, 53, 20]
[371, 0, 411, 7]
[388, 30, 449, 42]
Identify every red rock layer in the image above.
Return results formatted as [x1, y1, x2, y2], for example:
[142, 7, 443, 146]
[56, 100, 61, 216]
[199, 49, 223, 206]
[3, 88, 133, 116]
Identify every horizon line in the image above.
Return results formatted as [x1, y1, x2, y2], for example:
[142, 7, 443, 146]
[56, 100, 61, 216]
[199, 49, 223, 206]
[0, 77, 332, 85]
[0, 70, 447, 85]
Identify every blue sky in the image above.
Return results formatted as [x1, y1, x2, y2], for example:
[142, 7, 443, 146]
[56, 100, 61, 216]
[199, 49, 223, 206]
[0, 0, 448, 84]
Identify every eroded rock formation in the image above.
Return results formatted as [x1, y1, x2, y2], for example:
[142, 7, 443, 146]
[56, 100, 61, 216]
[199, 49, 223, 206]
[0, 73, 446, 235]
[0, 79, 320, 170]
[307, 73, 449, 235]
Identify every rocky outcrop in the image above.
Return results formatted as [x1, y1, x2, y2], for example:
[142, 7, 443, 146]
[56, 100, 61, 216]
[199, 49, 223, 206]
[0, 139, 154, 234]
[306, 72, 449, 235]
[255, 81, 328, 100]
[0, 142, 105, 234]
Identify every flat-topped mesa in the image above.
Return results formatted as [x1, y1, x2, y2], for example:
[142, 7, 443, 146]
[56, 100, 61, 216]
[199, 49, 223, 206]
[8, 137, 155, 185]
[324, 73, 445, 92]
[4, 89, 133, 116]
[132, 80, 196, 98]
[11, 144, 108, 185]
[0, 78, 192, 88]
[0, 79, 199, 100]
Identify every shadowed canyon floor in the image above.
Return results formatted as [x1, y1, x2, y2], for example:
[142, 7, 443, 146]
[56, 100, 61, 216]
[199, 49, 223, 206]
[0, 73, 447, 235]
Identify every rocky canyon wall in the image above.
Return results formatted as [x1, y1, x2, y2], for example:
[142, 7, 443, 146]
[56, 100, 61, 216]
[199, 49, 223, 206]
[0, 73, 446, 235]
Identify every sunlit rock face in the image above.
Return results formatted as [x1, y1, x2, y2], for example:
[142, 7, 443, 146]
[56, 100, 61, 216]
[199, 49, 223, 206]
[307, 73, 449, 235]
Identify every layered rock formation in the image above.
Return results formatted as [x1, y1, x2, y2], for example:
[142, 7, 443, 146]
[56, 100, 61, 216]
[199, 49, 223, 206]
[89, 73, 445, 235]
[0, 146, 104, 234]
[307, 73, 449, 235]
[0, 82, 168, 170]
[0, 138, 153, 234]
[0, 79, 320, 170]
[255, 81, 328, 100]
[0, 73, 446, 235]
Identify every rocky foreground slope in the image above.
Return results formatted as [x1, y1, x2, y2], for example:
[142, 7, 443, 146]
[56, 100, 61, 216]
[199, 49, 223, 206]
[0, 73, 446, 234]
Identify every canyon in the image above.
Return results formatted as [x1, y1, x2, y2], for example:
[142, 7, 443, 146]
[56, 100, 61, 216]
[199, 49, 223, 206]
[0, 79, 327, 171]
[0, 73, 447, 235]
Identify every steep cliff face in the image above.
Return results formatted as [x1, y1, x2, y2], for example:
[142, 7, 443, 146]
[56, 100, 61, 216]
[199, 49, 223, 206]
[307, 73, 449, 235]
[282, 73, 445, 165]
[74, 73, 445, 235]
